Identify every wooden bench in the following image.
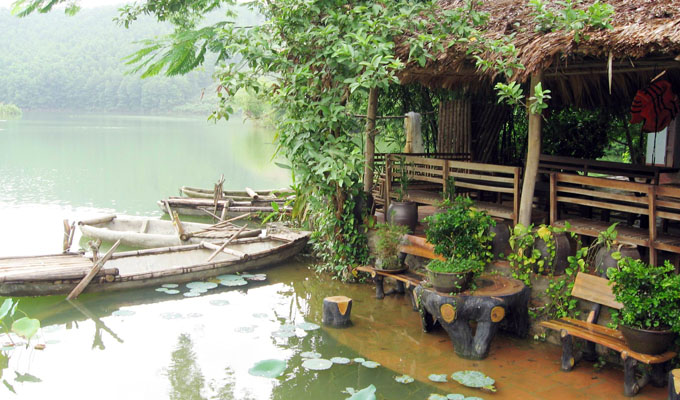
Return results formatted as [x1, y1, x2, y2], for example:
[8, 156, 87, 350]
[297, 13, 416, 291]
[550, 173, 680, 266]
[541, 272, 676, 397]
[539, 154, 672, 184]
[384, 154, 521, 224]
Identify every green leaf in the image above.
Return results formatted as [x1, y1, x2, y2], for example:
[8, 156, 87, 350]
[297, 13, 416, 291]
[0, 299, 14, 320]
[11, 317, 40, 340]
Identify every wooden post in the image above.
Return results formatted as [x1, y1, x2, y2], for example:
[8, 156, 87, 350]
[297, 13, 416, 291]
[62, 219, 75, 253]
[322, 296, 353, 327]
[404, 112, 423, 153]
[519, 72, 544, 226]
[66, 239, 121, 300]
[385, 154, 392, 215]
[364, 87, 379, 194]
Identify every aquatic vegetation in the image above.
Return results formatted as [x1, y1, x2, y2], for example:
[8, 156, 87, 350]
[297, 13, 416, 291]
[330, 357, 350, 364]
[296, 322, 320, 331]
[248, 359, 287, 378]
[344, 384, 377, 400]
[155, 287, 170, 292]
[428, 395, 448, 400]
[446, 395, 465, 400]
[219, 279, 248, 287]
[161, 283, 179, 288]
[11, 318, 40, 340]
[428, 374, 448, 383]
[208, 300, 230, 306]
[160, 312, 183, 320]
[112, 309, 136, 317]
[300, 351, 321, 359]
[451, 371, 495, 392]
[352, 357, 365, 363]
[164, 289, 180, 295]
[395, 374, 414, 384]
[301, 358, 333, 371]
[241, 273, 267, 281]
[361, 360, 380, 368]
[186, 282, 218, 290]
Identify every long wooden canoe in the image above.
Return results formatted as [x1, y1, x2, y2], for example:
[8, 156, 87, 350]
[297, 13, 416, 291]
[78, 215, 261, 248]
[180, 186, 293, 200]
[0, 227, 310, 297]
[158, 197, 292, 218]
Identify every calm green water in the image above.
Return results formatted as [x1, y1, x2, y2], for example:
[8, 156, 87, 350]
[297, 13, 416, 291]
[0, 113, 442, 399]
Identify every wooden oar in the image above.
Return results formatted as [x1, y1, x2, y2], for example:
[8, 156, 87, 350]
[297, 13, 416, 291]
[205, 224, 248, 262]
[66, 240, 121, 300]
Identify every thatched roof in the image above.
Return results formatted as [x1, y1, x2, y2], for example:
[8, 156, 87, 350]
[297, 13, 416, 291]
[399, 0, 680, 108]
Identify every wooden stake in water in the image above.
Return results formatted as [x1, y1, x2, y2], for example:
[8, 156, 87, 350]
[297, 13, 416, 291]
[66, 239, 121, 300]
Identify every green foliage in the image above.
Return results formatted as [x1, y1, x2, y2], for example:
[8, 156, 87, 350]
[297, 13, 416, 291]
[423, 196, 495, 263]
[0, 298, 41, 343]
[529, 0, 614, 42]
[0, 104, 22, 119]
[607, 258, 680, 333]
[425, 258, 485, 274]
[374, 223, 408, 270]
[528, 82, 551, 114]
[542, 107, 612, 160]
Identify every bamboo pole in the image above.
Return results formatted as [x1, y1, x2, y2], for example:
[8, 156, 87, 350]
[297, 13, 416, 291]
[519, 72, 544, 226]
[67, 299, 124, 344]
[66, 240, 121, 300]
[205, 224, 248, 262]
[364, 87, 379, 194]
[245, 187, 260, 200]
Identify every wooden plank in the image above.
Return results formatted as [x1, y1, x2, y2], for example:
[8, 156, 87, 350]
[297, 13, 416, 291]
[557, 317, 625, 340]
[554, 196, 649, 215]
[556, 173, 650, 193]
[556, 186, 649, 205]
[540, 319, 676, 364]
[553, 219, 650, 246]
[66, 240, 121, 300]
[448, 171, 516, 184]
[571, 272, 623, 309]
[449, 160, 519, 174]
[655, 185, 680, 197]
[454, 181, 515, 194]
[648, 185, 657, 266]
[550, 172, 557, 224]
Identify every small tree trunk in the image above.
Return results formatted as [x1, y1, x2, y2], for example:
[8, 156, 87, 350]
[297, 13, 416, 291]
[519, 72, 543, 226]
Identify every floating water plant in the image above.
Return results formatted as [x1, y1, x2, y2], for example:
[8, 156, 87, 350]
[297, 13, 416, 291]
[445, 394, 465, 400]
[219, 279, 248, 287]
[112, 309, 135, 317]
[160, 312, 183, 320]
[428, 374, 448, 383]
[344, 384, 377, 400]
[209, 299, 230, 306]
[301, 358, 333, 371]
[361, 360, 380, 368]
[164, 289, 180, 295]
[244, 273, 267, 281]
[248, 359, 286, 378]
[352, 357, 365, 363]
[161, 283, 178, 288]
[395, 374, 414, 384]
[155, 287, 169, 292]
[428, 395, 448, 400]
[182, 292, 200, 297]
[300, 351, 321, 359]
[296, 322, 320, 331]
[186, 281, 218, 290]
[451, 371, 495, 392]
[330, 357, 350, 364]
[272, 330, 296, 338]
[11, 317, 40, 340]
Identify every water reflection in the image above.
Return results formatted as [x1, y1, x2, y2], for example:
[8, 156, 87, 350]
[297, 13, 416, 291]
[166, 334, 206, 400]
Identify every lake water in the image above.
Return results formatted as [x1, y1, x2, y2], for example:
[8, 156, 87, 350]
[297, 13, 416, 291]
[0, 113, 446, 399]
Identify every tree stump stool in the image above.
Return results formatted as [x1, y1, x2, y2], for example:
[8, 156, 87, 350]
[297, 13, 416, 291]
[323, 296, 353, 328]
[415, 274, 530, 360]
[669, 369, 680, 400]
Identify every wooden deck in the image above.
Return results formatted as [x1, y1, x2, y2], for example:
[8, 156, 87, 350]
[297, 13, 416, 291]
[0, 253, 117, 282]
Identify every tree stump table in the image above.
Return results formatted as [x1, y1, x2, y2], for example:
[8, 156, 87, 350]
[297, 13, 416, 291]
[322, 296, 353, 328]
[415, 274, 530, 360]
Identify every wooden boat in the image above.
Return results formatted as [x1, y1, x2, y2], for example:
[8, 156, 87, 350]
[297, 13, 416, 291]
[0, 226, 310, 297]
[180, 186, 293, 201]
[77, 214, 262, 248]
[159, 196, 292, 218]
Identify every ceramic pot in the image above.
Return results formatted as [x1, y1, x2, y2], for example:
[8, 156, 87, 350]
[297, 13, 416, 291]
[620, 325, 677, 355]
[427, 269, 473, 293]
[594, 244, 640, 274]
[534, 232, 575, 275]
[387, 201, 418, 234]
[375, 256, 406, 273]
[489, 218, 511, 259]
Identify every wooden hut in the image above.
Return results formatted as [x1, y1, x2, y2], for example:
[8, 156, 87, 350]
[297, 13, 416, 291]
[395, 0, 680, 227]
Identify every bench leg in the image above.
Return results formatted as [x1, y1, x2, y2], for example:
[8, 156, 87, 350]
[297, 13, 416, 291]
[560, 330, 575, 371]
[418, 307, 436, 332]
[623, 355, 648, 397]
[582, 340, 598, 362]
[651, 362, 667, 388]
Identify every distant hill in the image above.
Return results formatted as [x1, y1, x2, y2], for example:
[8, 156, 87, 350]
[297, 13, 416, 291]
[0, 7, 258, 114]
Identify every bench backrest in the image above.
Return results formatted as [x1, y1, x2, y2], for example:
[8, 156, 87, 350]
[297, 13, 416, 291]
[550, 173, 654, 223]
[571, 272, 623, 310]
[539, 154, 660, 182]
[655, 185, 680, 222]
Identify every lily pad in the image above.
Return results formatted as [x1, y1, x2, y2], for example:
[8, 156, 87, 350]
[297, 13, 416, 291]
[219, 279, 248, 287]
[345, 384, 376, 400]
[301, 358, 333, 371]
[160, 312, 183, 320]
[155, 287, 169, 292]
[272, 330, 296, 338]
[244, 273, 267, 281]
[112, 309, 136, 317]
[451, 371, 495, 391]
[428, 374, 448, 383]
[330, 357, 351, 364]
[395, 374, 414, 384]
[11, 317, 40, 340]
[183, 292, 201, 297]
[296, 322, 320, 331]
[464, 398, 484, 400]
[352, 357, 365, 363]
[164, 289, 180, 295]
[361, 360, 380, 368]
[428, 395, 448, 400]
[300, 351, 322, 359]
[279, 324, 296, 331]
[217, 274, 244, 281]
[248, 359, 286, 378]
[209, 299, 230, 306]
[186, 281, 218, 290]
[161, 283, 179, 288]
[446, 395, 465, 400]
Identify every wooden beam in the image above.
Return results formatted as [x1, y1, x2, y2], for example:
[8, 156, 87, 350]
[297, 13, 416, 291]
[519, 72, 543, 226]
[364, 87, 379, 194]
[66, 240, 121, 300]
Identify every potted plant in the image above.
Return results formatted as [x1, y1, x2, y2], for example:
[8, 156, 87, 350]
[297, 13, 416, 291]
[423, 196, 495, 293]
[373, 223, 409, 271]
[592, 223, 640, 274]
[607, 257, 680, 355]
[387, 156, 418, 233]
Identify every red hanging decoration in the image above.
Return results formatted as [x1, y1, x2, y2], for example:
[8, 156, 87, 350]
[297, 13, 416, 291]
[630, 80, 680, 133]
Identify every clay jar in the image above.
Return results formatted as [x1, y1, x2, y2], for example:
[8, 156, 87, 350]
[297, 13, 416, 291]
[533, 231, 575, 276]
[593, 244, 640, 275]
[386, 201, 418, 234]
